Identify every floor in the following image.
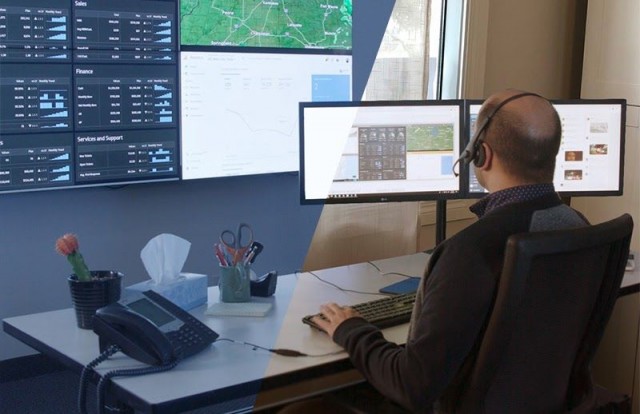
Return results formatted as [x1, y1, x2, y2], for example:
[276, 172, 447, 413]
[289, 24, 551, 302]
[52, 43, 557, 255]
[0, 354, 276, 413]
[0, 362, 87, 414]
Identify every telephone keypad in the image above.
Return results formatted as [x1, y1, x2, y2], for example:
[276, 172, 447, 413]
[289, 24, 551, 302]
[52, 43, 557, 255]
[143, 290, 219, 360]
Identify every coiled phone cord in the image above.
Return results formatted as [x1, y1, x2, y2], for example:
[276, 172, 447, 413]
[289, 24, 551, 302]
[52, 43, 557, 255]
[78, 344, 180, 414]
[78, 344, 120, 414]
[96, 360, 180, 414]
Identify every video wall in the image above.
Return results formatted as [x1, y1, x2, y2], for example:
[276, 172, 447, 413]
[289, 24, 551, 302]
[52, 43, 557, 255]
[0, 0, 353, 193]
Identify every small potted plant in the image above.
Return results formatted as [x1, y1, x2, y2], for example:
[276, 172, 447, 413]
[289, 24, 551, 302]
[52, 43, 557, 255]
[56, 233, 123, 329]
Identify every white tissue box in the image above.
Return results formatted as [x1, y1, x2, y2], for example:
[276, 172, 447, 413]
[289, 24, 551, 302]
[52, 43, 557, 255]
[125, 272, 207, 310]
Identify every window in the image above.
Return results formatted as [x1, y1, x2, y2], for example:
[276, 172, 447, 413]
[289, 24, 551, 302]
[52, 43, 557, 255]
[362, 0, 446, 101]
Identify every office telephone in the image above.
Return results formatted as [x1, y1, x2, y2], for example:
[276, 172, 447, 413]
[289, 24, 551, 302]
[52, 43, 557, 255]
[93, 290, 219, 366]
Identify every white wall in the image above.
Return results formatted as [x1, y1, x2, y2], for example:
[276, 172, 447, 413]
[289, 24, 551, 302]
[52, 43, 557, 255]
[465, 0, 586, 99]
[575, 1, 640, 411]
[572, 0, 640, 252]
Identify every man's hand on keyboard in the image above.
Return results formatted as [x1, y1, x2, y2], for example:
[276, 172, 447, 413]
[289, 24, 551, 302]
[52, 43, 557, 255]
[312, 303, 361, 338]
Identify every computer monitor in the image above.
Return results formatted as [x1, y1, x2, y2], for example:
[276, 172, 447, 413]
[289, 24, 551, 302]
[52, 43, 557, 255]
[465, 99, 626, 197]
[0, 0, 353, 194]
[179, 2, 353, 180]
[180, 51, 352, 179]
[0, 0, 181, 194]
[299, 100, 464, 204]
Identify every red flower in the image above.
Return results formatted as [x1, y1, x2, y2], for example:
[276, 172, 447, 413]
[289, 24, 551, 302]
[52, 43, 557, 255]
[56, 233, 79, 256]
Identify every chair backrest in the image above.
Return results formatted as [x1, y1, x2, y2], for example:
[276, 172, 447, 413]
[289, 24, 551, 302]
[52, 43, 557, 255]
[457, 213, 634, 414]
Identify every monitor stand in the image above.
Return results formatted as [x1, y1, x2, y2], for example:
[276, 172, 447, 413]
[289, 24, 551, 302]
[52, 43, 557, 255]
[436, 200, 447, 245]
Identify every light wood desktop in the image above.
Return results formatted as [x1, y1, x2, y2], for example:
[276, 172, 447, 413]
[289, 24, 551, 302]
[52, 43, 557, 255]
[2, 253, 430, 414]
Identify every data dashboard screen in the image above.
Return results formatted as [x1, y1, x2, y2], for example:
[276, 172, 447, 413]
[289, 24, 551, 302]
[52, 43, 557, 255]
[0, 0, 180, 193]
[300, 101, 463, 204]
[466, 99, 626, 197]
[0, 0, 352, 194]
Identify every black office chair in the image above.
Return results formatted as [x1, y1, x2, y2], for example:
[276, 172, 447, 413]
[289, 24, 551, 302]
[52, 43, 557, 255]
[455, 213, 634, 414]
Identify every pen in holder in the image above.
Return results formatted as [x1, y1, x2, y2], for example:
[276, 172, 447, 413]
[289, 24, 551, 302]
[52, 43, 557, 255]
[219, 263, 251, 303]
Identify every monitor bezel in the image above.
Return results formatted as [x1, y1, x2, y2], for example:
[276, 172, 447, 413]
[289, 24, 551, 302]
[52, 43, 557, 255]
[299, 99, 465, 205]
[464, 98, 626, 198]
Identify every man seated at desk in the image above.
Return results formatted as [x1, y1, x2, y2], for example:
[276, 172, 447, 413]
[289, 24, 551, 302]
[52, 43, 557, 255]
[304, 89, 588, 413]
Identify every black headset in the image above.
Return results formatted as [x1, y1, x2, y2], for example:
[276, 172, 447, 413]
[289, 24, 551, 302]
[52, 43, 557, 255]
[456, 92, 541, 170]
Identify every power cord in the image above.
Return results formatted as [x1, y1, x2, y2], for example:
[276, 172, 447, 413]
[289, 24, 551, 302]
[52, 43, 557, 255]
[303, 265, 419, 296]
[366, 261, 418, 279]
[216, 337, 344, 358]
[305, 270, 385, 296]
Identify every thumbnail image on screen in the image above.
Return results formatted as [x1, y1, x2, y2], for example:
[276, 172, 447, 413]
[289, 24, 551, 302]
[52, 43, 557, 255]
[300, 101, 463, 204]
[466, 99, 625, 197]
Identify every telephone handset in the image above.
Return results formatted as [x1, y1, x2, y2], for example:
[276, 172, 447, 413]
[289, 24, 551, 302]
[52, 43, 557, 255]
[93, 290, 219, 366]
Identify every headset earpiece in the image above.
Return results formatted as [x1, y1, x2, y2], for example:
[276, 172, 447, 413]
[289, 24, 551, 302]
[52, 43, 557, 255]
[473, 143, 486, 168]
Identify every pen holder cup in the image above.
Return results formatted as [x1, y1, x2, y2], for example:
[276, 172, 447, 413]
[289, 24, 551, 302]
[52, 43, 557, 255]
[219, 264, 251, 303]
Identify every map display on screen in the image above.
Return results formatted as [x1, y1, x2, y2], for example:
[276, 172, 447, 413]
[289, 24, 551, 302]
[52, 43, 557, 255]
[180, 0, 352, 49]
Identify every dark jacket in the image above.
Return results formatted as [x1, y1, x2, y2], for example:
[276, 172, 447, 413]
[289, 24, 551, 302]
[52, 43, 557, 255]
[333, 193, 587, 413]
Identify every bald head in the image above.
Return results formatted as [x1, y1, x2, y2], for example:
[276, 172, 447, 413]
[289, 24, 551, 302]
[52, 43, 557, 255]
[478, 89, 561, 184]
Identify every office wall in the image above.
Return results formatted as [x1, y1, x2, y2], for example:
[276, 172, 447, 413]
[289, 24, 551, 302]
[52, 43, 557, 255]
[0, 1, 396, 362]
[303, 202, 420, 271]
[573, 0, 640, 252]
[574, 1, 640, 411]
[472, 0, 587, 99]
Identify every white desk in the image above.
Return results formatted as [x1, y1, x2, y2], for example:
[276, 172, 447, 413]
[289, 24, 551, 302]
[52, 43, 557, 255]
[4, 251, 637, 413]
[620, 261, 640, 296]
[2, 253, 430, 413]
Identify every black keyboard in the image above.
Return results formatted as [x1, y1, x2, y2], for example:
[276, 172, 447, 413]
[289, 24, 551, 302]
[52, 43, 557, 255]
[302, 292, 417, 332]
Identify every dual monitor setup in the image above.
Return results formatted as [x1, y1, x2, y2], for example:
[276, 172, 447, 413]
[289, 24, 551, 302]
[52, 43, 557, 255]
[299, 99, 626, 204]
[0, 0, 625, 206]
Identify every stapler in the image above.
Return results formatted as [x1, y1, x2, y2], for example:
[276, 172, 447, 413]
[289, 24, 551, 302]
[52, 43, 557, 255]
[251, 270, 277, 297]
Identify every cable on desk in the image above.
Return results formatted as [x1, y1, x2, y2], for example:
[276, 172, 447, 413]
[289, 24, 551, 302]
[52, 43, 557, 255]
[306, 271, 385, 296]
[217, 337, 345, 358]
[366, 261, 418, 279]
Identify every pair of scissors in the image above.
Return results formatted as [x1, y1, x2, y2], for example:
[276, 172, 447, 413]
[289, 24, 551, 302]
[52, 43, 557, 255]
[220, 223, 254, 265]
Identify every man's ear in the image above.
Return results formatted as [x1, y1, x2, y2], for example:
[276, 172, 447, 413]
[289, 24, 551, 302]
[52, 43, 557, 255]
[476, 142, 493, 170]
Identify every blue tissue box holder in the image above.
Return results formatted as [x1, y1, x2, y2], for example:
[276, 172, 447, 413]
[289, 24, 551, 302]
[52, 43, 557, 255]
[125, 273, 207, 311]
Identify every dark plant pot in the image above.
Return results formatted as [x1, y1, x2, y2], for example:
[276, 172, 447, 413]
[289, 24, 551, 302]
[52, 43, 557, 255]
[68, 270, 123, 329]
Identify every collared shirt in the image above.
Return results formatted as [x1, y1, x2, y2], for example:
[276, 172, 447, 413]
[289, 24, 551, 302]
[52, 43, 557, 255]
[470, 183, 556, 218]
